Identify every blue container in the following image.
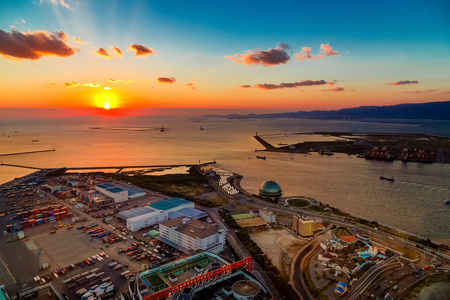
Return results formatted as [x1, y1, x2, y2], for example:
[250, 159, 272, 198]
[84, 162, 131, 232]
[49, 212, 54, 217]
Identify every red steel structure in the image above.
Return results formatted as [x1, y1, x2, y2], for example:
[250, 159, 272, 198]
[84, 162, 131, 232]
[143, 257, 253, 300]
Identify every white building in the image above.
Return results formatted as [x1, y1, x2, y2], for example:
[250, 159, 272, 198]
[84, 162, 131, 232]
[95, 184, 128, 203]
[159, 217, 226, 254]
[259, 209, 276, 224]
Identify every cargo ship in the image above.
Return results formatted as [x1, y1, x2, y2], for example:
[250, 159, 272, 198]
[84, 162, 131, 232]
[256, 156, 266, 160]
[380, 176, 394, 182]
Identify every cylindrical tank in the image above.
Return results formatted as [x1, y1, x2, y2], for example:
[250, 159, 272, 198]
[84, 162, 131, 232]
[232, 280, 261, 300]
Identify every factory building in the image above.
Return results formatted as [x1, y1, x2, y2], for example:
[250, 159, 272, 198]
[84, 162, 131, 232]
[117, 198, 202, 232]
[159, 217, 226, 254]
[95, 184, 128, 203]
[147, 197, 194, 212]
[293, 215, 313, 237]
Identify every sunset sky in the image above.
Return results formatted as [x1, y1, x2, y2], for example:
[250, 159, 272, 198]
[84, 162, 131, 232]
[0, 0, 449, 117]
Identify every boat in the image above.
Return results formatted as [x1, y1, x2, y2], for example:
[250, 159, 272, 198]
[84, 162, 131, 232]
[200, 125, 204, 130]
[445, 200, 450, 205]
[380, 176, 394, 182]
[256, 156, 266, 160]
[32, 140, 39, 142]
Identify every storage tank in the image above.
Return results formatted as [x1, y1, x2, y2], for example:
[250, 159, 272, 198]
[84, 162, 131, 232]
[231, 280, 260, 300]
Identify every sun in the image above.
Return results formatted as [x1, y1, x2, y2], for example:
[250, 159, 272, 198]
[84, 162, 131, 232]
[95, 90, 118, 110]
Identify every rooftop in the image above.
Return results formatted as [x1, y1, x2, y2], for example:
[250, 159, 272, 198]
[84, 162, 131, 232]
[168, 207, 208, 220]
[116, 206, 156, 220]
[148, 197, 192, 211]
[339, 236, 358, 243]
[96, 183, 115, 189]
[106, 187, 125, 194]
[160, 217, 221, 239]
[121, 185, 145, 196]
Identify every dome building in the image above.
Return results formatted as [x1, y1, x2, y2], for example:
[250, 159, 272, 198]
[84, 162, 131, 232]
[259, 180, 282, 198]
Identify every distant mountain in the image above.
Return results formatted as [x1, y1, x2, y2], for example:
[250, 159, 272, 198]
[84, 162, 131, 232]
[204, 101, 450, 120]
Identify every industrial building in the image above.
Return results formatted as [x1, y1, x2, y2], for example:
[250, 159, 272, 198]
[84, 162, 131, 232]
[95, 184, 128, 203]
[293, 215, 313, 237]
[117, 207, 168, 232]
[147, 197, 194, 212]
[95, 183, 146, 203]
[159, 217, 226, 254]
[117, 198, 203, 232]
[136, 252, 272, 300]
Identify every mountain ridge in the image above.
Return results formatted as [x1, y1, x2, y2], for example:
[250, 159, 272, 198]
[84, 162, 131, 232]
[203, 100, 450, 120]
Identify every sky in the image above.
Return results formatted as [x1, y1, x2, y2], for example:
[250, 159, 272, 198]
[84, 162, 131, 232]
[0, 0, 449, 117]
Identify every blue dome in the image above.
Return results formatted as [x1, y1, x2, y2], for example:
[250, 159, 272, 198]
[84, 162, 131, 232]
[259, 180, 282, 197]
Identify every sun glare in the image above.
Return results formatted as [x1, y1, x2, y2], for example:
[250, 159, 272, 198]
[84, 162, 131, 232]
[95, 90, 118, 110]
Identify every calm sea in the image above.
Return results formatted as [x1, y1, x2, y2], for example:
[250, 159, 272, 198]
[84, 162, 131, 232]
[1, 116, 449, 244]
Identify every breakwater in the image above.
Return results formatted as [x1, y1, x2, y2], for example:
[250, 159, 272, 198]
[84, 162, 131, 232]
[0, 148, 55, 157]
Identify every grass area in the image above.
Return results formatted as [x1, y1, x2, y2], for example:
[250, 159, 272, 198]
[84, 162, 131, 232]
[289, 200, 310, 208]
[332, 227, 350, 237]
[400, 274, 450, 300]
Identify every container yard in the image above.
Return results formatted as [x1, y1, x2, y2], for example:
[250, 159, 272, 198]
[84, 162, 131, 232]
[0, 171, 189, 299]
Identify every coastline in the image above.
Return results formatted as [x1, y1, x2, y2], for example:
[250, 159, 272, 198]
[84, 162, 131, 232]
[1, 164, 448, 250]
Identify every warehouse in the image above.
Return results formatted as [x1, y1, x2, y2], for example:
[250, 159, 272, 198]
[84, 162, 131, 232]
[117, 207, 168, 232]
[147, 197, 194, 212]
[95, 184, 127, 203]
[117, 198, 198, 232]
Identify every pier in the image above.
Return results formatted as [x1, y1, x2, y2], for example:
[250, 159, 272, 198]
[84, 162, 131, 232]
[0, 148, 55, 157]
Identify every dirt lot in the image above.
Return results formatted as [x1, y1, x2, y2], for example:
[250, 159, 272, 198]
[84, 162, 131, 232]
[250, 228, 308, 277]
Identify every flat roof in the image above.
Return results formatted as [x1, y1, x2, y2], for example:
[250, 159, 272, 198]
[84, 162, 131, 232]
[148, 198, 192, 211]
[160, 217, 219, 239]
[106, 187, 125, 193]
[168, 207, 208, 220]
[96, 183, 115, 189]
[121, 186, 145, 196]
[117, 207, 156, 220]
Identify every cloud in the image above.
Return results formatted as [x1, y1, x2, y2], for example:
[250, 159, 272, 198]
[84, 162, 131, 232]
[321, 87, 345, 92]
[402, 90, 435, 94]
[44, 0, 71, 9]
[65, 81, 79, 88]
[186, 83, 194, 87]
[386, 80, 419, 85]
[49, 83, 56, 85]
[104, 87, 111, 90]
[157, 77, 176, 84]
[83, 82, 101, 88]
[20, 19, 26, 23]
[0, 29, 76, 60]
[109, 79, 125, 83]
[328, 81, 335, 86]
[93, 47, 111, 58]
[126, 80, 134, 83]
[73, 36, 88, 45]
[294, 47, 316, 61]
[254, 80, 327, 90]
[238, 85, 251, 88]
[112, 46, 123, 57]
[442, 91, 450, 94]
[225, 43, 290, 66]
[128, 44, 155, 57]
[320, 43, 339, 56]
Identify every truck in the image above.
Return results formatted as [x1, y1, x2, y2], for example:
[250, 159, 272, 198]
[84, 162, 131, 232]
[108, 262, 118, 268]
[114, 264, 122, 270]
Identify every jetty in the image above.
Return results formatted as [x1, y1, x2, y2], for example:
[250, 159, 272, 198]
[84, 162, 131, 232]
[0, 148, 55, 157]
[253, 135, 275, 150]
